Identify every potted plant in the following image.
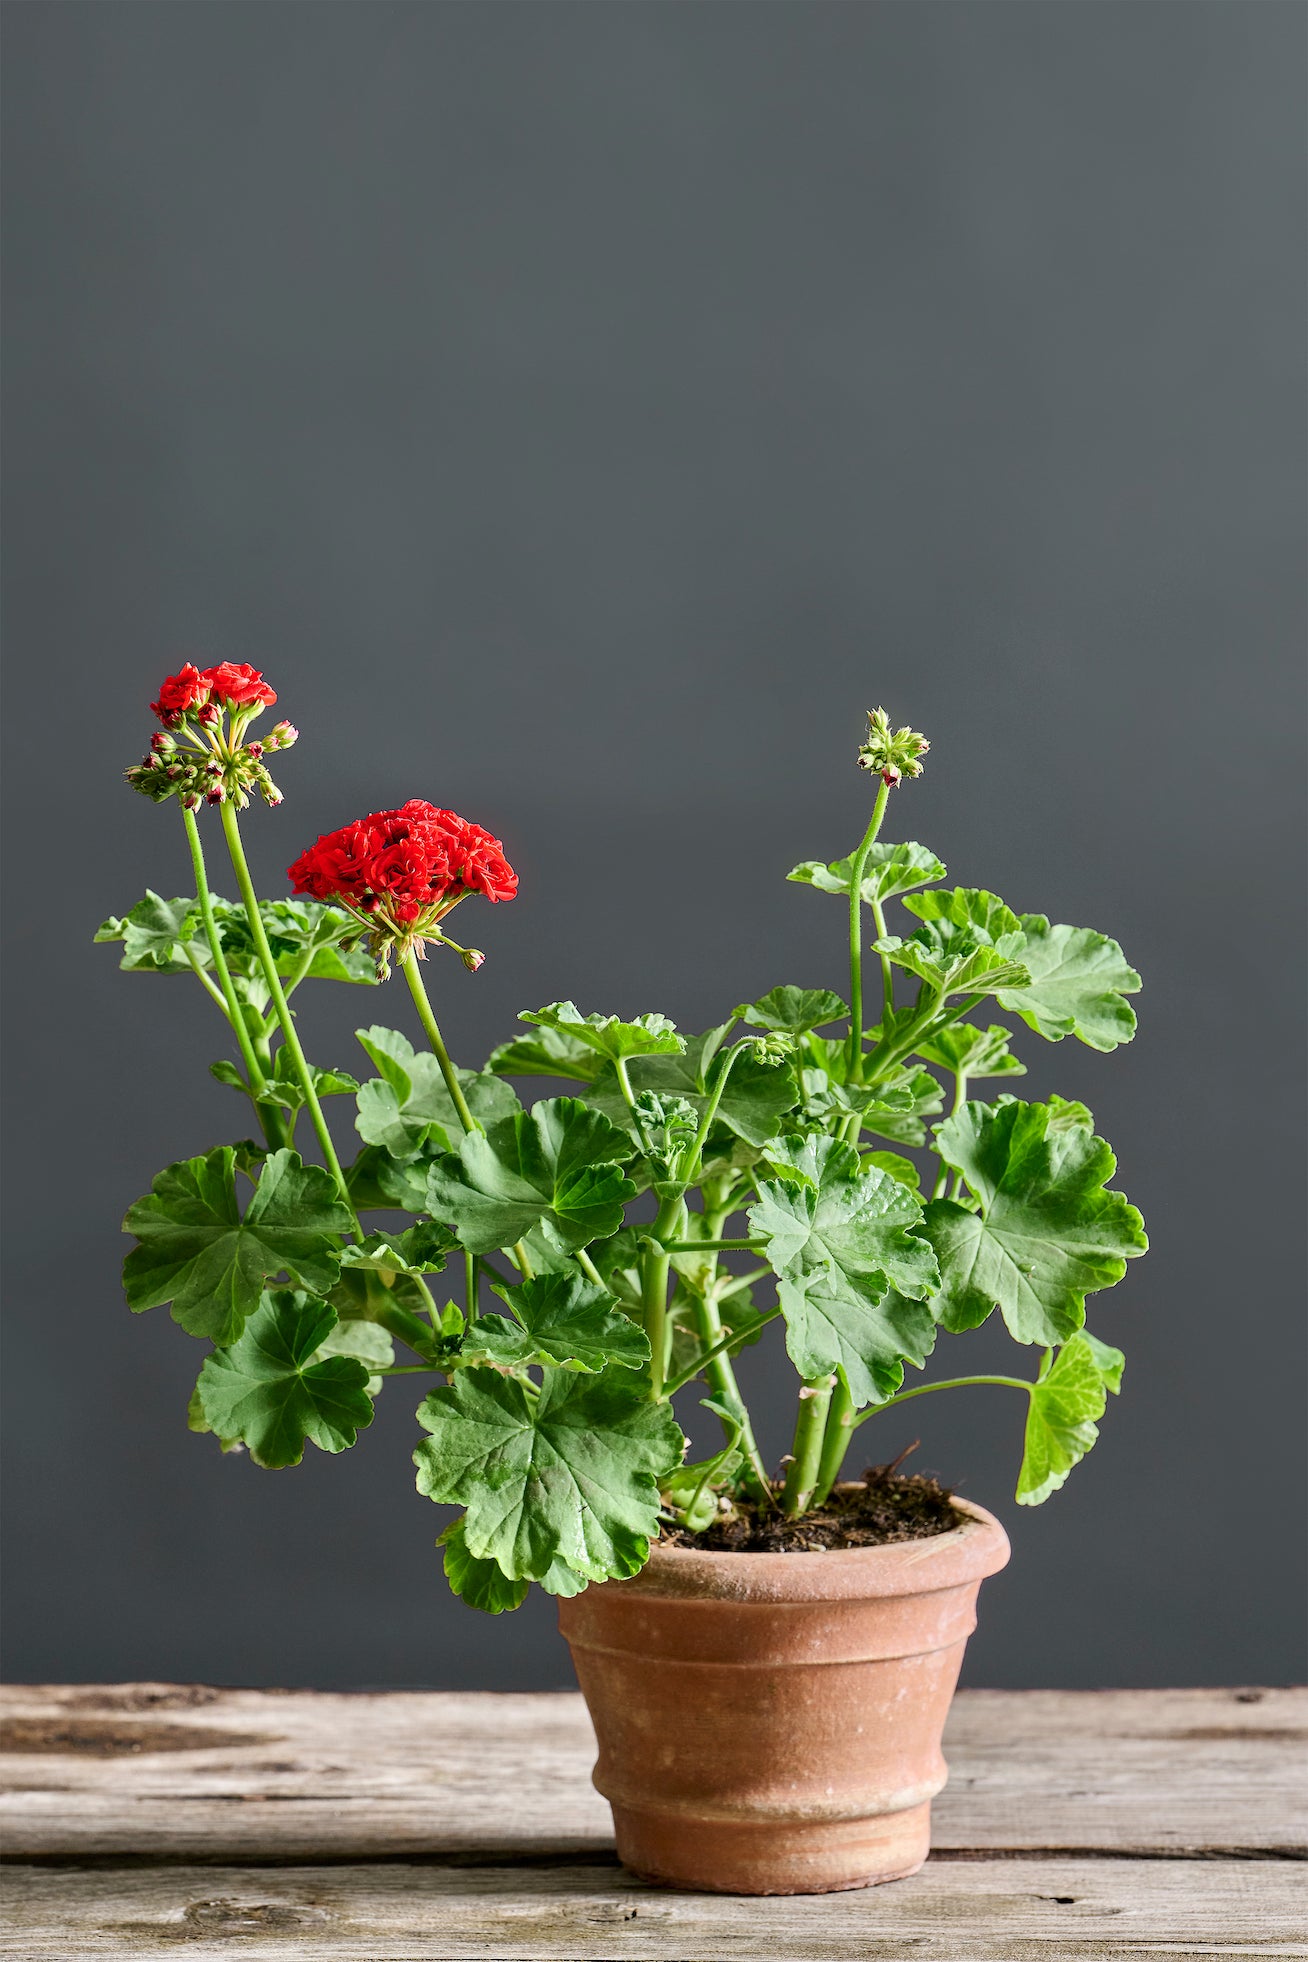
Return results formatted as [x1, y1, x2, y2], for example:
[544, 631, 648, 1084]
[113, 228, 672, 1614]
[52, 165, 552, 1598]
[105, 669, 1146, 1895]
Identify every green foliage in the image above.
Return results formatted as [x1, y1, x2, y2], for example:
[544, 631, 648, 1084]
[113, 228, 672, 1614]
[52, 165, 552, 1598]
[467, 1271, 649, 1374]
[919, 1023, 1026, 1079]
[413, 1367, 683, 1587]
[585, 1026, 798, 1149]
[97, 893, 376, 985]
[998, 919, 1141, 1051]
[485, 1027, 604, 1081]
[123, 1148, 352, 1346]
[96, 892, 206, 973]
[439, 1517, 530, 1613]
[737, 986, 849, 1034]
[923, 1098, 1147, 1344]
[426, 1097, 637, 1253]
[750, 1137, 939, 1406]
[195, 1290, 374, 1468]
[788, 841, 946, 905]
[354, 1026, 519, 1155]
[519, 1002, 685, 1063]
[874, 921, 1032, 999]
[211, 1054, 359, 1108]
[1017, 1333, 1125, 1505]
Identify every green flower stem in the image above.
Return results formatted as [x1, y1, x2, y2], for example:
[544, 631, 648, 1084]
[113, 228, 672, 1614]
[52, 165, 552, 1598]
[374, 1297, 443, 1361]
[377, 1364, 437, 1376]
[612, 1056, 655, 1157]
[641, 1195, 683, 1399]
[870, 897, 895, 1027]
[465, 1251, 479, 1317]
[782, 1374, 836, 1517]
[847, 776, 892, 1080]
[182, 804, 289, 1150]
[674, 1036, 748, 1189]
[685, 1288, 772, 1499]
[811, 1371, 855, 1507]
[852, 1373, 1034, 1428]
[715, 1265, 769, 1301]
[663, 1307, 782, 1396]
[401, 951, 479, 1134]
[180, 942, 233, 1014]
[218, 800, 358, 1229]
[656, 1238, 766, 1255]
[931, 1069, 969, 1199]
[575, 1247, 606, 1288]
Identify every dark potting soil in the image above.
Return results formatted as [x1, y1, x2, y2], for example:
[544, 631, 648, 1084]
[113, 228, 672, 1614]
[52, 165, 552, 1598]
[661, 1463, 960, 1553]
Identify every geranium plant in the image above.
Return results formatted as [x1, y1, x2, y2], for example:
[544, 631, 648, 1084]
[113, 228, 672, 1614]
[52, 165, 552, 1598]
[105, 673, 1146, 1613]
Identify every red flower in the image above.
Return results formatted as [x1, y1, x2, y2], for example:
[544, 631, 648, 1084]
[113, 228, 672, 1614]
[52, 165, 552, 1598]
[150, 663, 210, 722]
[200, 663, 277, 711]
[288, 800, 517, 930]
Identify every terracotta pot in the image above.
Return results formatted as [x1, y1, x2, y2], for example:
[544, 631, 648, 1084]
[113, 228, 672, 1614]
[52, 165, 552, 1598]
[558, 1495, 1010, 1895]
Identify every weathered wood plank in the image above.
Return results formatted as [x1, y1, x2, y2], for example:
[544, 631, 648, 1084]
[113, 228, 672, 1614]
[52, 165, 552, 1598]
[2, 1856, 1303, 1959]
[1, 1684, 1303, 1863]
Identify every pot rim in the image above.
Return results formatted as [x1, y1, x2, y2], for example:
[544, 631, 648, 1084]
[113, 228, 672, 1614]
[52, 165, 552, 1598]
[623, 1494, 1011, 1603]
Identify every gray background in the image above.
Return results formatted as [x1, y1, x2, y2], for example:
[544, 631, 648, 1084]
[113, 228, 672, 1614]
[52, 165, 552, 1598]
[3, 0, 1304, 1692]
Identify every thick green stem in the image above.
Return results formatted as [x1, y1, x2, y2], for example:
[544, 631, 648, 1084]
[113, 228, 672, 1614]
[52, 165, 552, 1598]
[641, 1196, 683, 1399]
[218, 800, 357, 1226]
[374, 1297, 441, 1361]
[931, 1069, 969, 1199]
[401, 951, 479, 1133]
[811, 1372, 855, 1506]
[870, 897, 895, 1028]
[664, 1307, 782, 1396]
[657, 1237, 765, 1255]
[847, 778, 892, 1081]
[575, 1248, 605, 1288]
[783, 1374, 835, 1516]
[853, 1373, 1034, 1427]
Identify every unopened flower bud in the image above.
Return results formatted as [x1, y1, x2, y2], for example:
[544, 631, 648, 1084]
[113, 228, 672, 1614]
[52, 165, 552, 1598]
[260, 779, 283, 807]
[181, 792, 202, 810]
[197, 701, 221, 727]
[461, 947, 486, 973]
[204, 758, 223, 777]
[151, 731, 175, 755]
[246, 742, 264, 760]
[268, 720, 298, 750]
[205, 786, 226, 805]
[857, 707, 929, 787]
[360, 892, 382, 914]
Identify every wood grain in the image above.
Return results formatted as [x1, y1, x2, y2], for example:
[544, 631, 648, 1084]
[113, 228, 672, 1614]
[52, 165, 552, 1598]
[1, 1684, 1302, 1862]
[2, 1857, 1303, 1959]
[2, 1686, 1303, 1957]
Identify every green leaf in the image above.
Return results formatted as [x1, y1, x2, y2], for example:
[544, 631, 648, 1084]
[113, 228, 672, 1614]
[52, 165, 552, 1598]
[343, 1145, 430, 1214]
[902, 886, 1023, 939]
[211, 897, 377, 985]
[737, 986, 849, 1034]
[485, 1027, 605, 1082]
[923, 1099, 1147, 1344]
[749, 1136, 939, 1406]
[466, 1271, 649, 1374]
[874, 920, 1032, 999]
[414, 1367, 683, 1584]
[863, 1151, 921, 1191]
[918, 1023, 1026, 1079]
[186, 1381, 243, 1453]
[519, 1002, 685, 1064]
[439, 1517, 530, 1613]
[425, 1097, 637, 1254]
[312, 1317, 395, 1393]
[584, 1027, 798, 1149]
[858, 1065, 945, 1148]
[354, 1026, 520, 1155]
[211, 1054, 360, 1108]
[123, 1148, 352, 1346]
[1017, 1332, 1125, 1505]
[196, 1290, 375, 1468]
[329, 1226, 457, 1329]
[997, 918, 1141, 1051]
[788, 842, 947, 906]
[96, 892, 208, 973]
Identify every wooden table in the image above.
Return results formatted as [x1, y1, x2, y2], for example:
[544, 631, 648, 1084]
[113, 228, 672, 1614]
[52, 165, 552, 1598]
[1, 1684, 1303, 1958]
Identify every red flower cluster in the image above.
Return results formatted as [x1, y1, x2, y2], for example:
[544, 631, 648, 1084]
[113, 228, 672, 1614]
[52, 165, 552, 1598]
[150, 662, 278, 723]
[288, 800, 517, 927]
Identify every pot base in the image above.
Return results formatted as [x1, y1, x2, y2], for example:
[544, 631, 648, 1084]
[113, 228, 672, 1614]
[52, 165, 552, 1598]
[611, 1798, 931, 1896]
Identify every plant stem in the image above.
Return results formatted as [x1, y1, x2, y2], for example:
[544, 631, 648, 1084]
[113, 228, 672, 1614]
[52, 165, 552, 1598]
[657, 1237, 766, 1255]
[870, 897, 895, 1028]
[852, 1373, 1034, 1427]
[465, 1251, 478, 1318]
[218, 800, 357, 1227]
[374, 1297, 441, 1361]
[847, 777, 892, 1081]
[181, 804, 290, 1149]
[674, 1039, 751, 1189]
[663, 1308, 782, 1396]
[684, 1288, 772, 1499]
[811, 1371, 855, 1506]
[641, 1196, 683, 1399]
[931, 1069, 969, 1199]
[401, 951, 479, 1133]
[782, 1374, 835, 1516]
[575, 1247, 605, 1288]
[612, 1056, 655, 1157]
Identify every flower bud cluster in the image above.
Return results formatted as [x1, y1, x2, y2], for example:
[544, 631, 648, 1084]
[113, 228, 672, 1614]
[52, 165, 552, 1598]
[127, 662, 290, 811]
[857, 707, 930, 788]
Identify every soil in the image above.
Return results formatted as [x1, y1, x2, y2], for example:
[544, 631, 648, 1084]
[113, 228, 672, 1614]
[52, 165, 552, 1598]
[661, 1462, 961, 1553]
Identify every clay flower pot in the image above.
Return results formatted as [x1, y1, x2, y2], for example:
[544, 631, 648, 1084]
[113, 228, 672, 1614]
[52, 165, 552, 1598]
[558, 1495, 1010, 1895]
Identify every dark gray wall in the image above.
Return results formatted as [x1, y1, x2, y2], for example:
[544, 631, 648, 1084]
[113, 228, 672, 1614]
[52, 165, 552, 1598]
[3, 0, 1304, 1692]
